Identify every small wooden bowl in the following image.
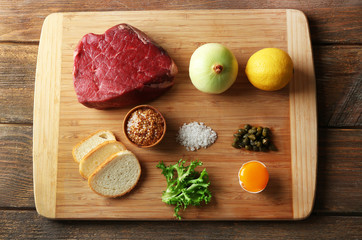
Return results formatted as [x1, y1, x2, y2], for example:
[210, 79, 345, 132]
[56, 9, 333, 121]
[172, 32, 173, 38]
[123, 105, 166, 148]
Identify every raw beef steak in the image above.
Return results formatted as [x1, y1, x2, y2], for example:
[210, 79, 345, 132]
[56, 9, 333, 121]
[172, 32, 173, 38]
[73, 24, 178, 109]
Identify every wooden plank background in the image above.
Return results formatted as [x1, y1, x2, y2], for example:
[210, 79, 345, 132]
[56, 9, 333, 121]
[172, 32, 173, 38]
[0, 0, 361, 238]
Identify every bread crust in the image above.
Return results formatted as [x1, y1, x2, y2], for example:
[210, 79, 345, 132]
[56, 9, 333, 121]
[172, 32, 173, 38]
[78, 140, 126, 179]
[72, 130, 116, 163]
[88, 150, 141, 198]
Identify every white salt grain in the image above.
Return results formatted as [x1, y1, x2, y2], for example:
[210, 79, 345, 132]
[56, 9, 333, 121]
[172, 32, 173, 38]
[176, 122, 217, 151]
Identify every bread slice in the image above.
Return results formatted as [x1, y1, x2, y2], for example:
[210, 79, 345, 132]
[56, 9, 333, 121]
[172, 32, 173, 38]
[88, 150, 141, 198]
[72, 130, 116, 163]
[79, 140, 126, 179]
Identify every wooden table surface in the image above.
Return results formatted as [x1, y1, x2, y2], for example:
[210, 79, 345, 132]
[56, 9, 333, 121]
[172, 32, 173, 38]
[0, 1, 361, 239]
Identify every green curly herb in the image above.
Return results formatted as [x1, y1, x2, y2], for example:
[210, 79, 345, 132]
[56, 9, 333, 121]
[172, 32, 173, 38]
[156, 159, 212, 220]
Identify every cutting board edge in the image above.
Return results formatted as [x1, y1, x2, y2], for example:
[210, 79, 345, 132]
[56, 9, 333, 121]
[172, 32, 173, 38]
[59, 9, 289, 16]
[32, 9, 318, 220]
[33, 12, 64, 219]
[287, 9, 317, 220]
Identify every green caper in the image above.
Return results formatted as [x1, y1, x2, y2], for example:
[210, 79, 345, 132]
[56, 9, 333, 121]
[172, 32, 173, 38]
[248, 128, 257, 134]
[248, 134, 256, 140]
[232, 140, 242, 149]
[232, 124, 277, 152]
[239, 132, 244, 137]
[242, 138, 250, 145]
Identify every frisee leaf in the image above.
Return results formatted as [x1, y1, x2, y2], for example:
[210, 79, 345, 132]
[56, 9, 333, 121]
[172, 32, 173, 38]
[156, 159, 212, 220]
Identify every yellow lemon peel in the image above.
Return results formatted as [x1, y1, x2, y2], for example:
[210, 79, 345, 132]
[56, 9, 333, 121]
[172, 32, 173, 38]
[245, 48, 293, 91]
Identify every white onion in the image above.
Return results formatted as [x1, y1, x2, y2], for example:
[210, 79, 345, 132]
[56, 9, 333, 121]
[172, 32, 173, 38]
[189, 43, 238, 94]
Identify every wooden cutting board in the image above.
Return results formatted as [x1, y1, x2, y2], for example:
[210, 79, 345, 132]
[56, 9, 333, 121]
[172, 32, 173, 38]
[33, 10, 317, 220]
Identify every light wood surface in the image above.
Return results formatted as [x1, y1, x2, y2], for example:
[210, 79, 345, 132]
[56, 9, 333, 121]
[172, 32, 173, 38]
[33, 9, 317, 220]
[287, 10, 317, 219]
[33, 13, 63, 218]
[3, 0, 361, 238]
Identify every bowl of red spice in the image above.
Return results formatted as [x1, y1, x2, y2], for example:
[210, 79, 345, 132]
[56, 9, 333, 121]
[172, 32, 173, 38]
[123, 105, 166, 148]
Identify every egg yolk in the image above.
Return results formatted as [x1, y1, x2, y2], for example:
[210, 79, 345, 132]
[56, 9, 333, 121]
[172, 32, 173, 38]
[238, 161, 269, 193]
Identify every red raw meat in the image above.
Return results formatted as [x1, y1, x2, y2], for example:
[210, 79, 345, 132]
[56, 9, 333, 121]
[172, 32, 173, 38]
[73, 24, 178, 109]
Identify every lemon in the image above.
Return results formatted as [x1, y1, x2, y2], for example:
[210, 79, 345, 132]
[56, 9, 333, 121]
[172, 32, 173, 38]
[245, 48, 293, 91]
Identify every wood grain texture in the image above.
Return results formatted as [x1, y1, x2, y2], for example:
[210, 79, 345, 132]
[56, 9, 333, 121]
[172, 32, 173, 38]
[287, 9, 317, 219]
[315, 45, 362, 127]
[2, 125, 360, 213]
[307, 6, 362, 44]
[1, 210, 362, 239]
[315, 128, 362, 213]
[1, 44, 360, 127]
[0, 43, 37, 124]
[0, 125, 34, 208]
[32, 9, 317, 220]
[0, 0, 360, 238]
[0, 1, 361, 43]
[32, 13, 63, 218]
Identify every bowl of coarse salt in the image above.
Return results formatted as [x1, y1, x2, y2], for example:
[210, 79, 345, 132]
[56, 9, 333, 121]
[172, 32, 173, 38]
[123, 105, 166, 148]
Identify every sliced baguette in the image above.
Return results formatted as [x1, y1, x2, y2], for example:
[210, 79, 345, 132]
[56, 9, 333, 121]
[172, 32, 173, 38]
[72, 130, 116, 163]
[88, 150, 141, 198]
[79, 140, 126, 179]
